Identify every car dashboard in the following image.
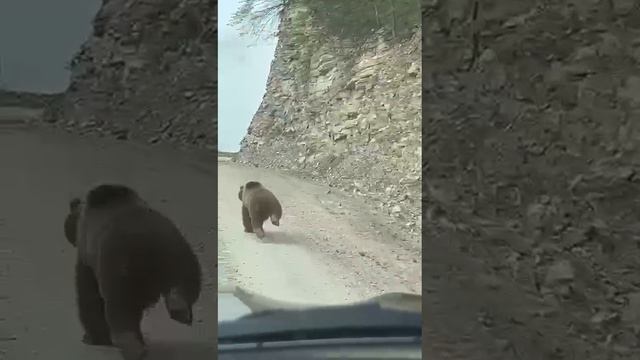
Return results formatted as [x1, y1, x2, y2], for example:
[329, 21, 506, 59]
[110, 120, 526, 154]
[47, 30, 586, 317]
[219, 336, 421, 359]
[218, 297, 422, 360]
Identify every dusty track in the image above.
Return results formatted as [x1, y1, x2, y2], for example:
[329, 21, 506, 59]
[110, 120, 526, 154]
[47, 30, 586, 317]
[217, 159, 421, 306]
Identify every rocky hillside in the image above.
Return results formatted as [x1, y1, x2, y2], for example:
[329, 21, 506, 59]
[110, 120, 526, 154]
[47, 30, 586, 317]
[238, 4, 422, 233]
[57, 0, 216, 150]
[425, 0, 640, 357]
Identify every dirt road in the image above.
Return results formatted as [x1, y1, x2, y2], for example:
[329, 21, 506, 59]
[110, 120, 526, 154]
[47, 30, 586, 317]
[217, 158, 421, 306]
[0, 125, 216, 359]
[0, 122, 422, 359]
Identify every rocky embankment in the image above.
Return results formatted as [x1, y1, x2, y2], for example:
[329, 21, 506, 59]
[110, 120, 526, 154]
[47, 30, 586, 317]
[54, 0, 216, 150]
[426, 0, 640, 357]
[238, 5, 422, 236]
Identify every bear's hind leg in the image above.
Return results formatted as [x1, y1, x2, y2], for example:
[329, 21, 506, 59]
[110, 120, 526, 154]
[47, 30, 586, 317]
[242, 206, 253, 233]
[75, 261, 112, 346]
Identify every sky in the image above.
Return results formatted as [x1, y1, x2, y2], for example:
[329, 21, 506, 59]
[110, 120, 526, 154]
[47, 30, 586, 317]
[0, 0, 100, 93]
[218, 0, 278, 152]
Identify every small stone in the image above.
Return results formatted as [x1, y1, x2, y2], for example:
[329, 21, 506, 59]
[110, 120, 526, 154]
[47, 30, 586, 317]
[597, 33, 621, 57]
[574, 46, 597, 60]
[622, 292, 640, 323]
[590, 311, 618, 325]
[79, 120, 94, 129]
[619, 76, 640, 106]
[344, 119, 358, 128]
[391, 205, 402, 213]
[112, 128, 129, 140]
[562, 227, 588, 249]
[544, 260, 575, 285]
[477, 274, 502, 290]
[478, 48, 497, 63]
[407, 62, 420, 76]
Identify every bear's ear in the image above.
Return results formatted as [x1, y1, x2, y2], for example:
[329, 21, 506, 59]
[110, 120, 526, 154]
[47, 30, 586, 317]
[69, 198, 82, 211]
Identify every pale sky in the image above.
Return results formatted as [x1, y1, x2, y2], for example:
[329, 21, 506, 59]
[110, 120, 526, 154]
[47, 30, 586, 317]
[218, 0, 278, 152]
[0, 0, 100, 93]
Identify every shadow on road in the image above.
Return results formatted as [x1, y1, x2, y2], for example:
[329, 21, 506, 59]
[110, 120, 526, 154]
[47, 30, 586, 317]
[255, 230, 302, 245]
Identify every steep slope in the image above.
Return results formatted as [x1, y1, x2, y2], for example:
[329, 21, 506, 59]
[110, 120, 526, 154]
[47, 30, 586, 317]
[425, 0, 640, 356]
[239, 4, 422, 233]
[59, 0, 216, 150]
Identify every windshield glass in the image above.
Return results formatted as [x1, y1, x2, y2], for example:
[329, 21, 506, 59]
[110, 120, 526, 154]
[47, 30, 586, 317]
[218, 0, 421, 326]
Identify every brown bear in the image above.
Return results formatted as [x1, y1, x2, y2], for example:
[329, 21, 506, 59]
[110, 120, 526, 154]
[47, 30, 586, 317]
[238, 181, 282, 239]
[64, 198, 82, 246]
[64, 184, 202, 360]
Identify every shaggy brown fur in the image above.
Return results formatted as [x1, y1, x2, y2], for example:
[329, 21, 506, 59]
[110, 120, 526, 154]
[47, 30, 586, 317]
[65, 184, 202, 360]
[238, 181, 282, 239]
[64, 198, 82, 246]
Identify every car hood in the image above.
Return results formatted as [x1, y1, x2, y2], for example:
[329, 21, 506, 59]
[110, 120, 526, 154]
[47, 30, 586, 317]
[218, 284, 421, 322]
[218, 292, 253, 322]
